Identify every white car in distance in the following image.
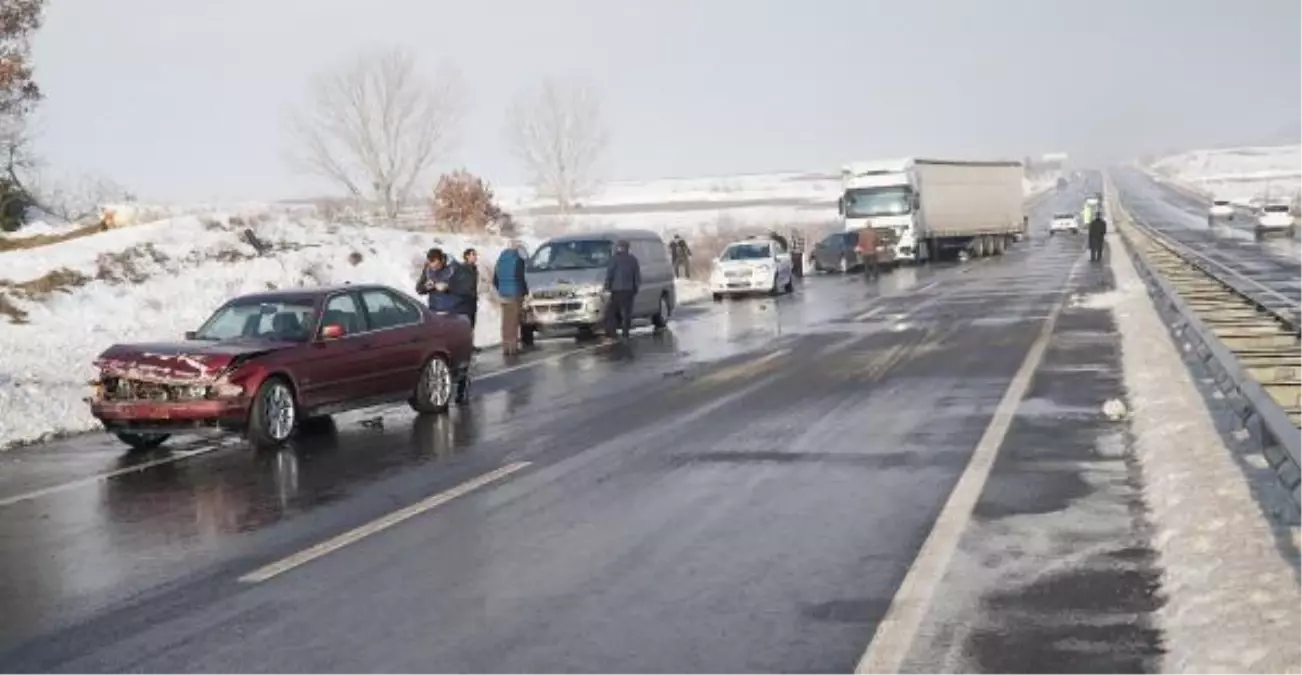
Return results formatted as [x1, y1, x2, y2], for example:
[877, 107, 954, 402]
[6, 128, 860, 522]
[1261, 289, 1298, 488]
[1255, 203, 1297, 239]
[1208, 199, 1235, 222]
[1048, 213, 1080, 235]
[710, 238, 794, 301]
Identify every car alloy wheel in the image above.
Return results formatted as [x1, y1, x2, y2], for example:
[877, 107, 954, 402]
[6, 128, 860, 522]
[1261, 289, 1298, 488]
[264, 381, 296, 442]
[424, 356, 453, 409]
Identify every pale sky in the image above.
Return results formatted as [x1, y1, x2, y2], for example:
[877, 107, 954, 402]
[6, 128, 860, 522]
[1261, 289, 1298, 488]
[30, 0, 1301, 203]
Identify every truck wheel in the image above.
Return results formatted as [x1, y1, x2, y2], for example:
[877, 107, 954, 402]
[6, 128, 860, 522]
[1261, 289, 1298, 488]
[247, 377, 297, 449]
[115, 432, 170, 452]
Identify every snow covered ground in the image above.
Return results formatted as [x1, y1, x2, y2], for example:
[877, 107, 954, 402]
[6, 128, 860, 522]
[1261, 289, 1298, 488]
[0, 214, 529, 449]
[1147, 144, 1301, 206]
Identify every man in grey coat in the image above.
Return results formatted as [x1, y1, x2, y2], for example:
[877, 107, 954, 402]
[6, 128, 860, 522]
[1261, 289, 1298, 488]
[603, 239, 641, 339]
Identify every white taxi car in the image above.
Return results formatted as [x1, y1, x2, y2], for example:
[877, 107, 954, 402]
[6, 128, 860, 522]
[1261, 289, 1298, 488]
[1255, 203, 1297, 239]
[1048, 213, 1080, 235]
[1208, 199, 1235, 221]
[710, 237, 794, 301]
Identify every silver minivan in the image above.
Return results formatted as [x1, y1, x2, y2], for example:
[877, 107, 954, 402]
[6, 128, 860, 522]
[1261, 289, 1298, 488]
[521, 229, 676, 342]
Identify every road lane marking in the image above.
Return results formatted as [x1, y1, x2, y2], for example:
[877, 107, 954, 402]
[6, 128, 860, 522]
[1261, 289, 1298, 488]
[854, 307, 883, 321]
[855, 253, 1085, 674]
[238, 461, 531, 584]
[690, 348, 790, 389]
[0, 442, 231, 508]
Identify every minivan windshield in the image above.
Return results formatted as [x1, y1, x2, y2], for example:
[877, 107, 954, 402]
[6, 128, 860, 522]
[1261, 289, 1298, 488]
[528, 240, 614, 271]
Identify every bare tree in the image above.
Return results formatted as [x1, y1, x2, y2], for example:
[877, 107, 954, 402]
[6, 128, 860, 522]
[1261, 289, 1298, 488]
[287, 47, 464, 221]
[505, 77, 609, 212]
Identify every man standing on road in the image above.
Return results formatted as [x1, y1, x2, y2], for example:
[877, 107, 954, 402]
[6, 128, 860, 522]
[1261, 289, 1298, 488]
[461, 248, 480, 331]
[492, 242, 529, 357]
[604, 239, 641, 340]
[788, 227, 806, 277]
[857, 227, 880, 280]
[669, 235, 691, 279]
[1087, 214, 1108, 262]
[417, 248, 475, 320]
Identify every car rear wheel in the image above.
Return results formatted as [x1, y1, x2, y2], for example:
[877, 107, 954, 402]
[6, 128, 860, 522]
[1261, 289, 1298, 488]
[115, 431, 170, 452]
[247, 377, 297, 450]
[411, 354, 454, 415]
[651, 295, 670, 329]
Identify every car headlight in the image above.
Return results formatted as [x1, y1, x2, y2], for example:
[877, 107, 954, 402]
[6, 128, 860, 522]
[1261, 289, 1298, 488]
[754, 264, 772, 276]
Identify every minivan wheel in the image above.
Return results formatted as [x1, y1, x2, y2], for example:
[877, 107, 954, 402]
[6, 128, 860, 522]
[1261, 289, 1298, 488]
[116, 431, 170, 452]
[411, 354, 454, 415]
[247, 377, 297, 449]
[651, 295, 670, 329]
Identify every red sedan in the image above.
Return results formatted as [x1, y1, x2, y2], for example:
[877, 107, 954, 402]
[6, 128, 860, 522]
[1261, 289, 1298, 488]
[88, 284, 474, 451]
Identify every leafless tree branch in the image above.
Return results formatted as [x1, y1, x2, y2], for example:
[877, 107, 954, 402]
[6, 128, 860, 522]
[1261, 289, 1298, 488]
[505, 76, 609, 213]
[286, 47, 464, 220]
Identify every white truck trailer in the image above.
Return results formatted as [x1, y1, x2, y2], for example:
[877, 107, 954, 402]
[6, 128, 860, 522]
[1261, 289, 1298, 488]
[838, 158, 1026, 263]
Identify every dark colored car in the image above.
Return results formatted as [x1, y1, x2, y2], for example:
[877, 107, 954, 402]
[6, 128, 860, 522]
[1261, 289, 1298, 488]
[811, 231, 863, 273]
[88, 284, 473, 451]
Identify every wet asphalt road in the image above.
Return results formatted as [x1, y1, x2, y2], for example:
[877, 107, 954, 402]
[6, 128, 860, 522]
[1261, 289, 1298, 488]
[0, 181, 1163, 672]
[1111, 167, 1301, 318]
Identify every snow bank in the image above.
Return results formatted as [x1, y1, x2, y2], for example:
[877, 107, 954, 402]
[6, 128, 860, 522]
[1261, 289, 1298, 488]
[1104, 203, 1301, 672]
[1148, 144, 1301, 206]
[0, 214, 520, 449]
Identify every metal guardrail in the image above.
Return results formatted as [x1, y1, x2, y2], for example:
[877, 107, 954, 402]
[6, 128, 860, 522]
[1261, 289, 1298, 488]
[1105, 174, 1301, 505]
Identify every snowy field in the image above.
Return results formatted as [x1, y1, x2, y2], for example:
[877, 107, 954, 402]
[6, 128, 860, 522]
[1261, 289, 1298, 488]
[0, 168, 1055, 450]
[1147, 144, 1301, 206]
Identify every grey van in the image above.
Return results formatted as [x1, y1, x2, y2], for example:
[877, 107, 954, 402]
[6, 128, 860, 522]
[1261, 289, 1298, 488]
[521, 229, 676, 342]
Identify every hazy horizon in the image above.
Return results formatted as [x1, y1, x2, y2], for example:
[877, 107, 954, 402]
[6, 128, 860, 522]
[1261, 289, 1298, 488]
[30, 0, 1302, 203]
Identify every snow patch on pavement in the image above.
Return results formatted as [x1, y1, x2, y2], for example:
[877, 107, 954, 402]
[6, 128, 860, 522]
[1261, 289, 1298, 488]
[1105, 227, 1301, 673]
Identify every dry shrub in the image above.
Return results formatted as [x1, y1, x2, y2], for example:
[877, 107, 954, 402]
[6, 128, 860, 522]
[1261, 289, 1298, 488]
[0, 292, 28, 323]
[431, 169, 507, 233]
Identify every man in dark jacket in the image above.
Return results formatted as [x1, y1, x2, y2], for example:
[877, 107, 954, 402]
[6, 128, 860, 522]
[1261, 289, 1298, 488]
[462, 248, 480, 329]
[788, 227, 807, 277]
[416, 248, 475, 319]
[669, 235, 691, 279]
[1087, 215, 1107, 262]
[604, 240, 641, 340]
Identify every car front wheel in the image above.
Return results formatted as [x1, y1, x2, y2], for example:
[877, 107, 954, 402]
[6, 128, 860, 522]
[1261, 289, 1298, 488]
[247, 377, 297, 449]
[411, 354, 454, 415]
[116, 431, 170, 452]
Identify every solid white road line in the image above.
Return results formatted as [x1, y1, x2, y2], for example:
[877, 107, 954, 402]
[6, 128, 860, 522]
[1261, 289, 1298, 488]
[0, 442, 231, 508]
[238, 461, 531, 584]
[854, 253, 1085, 674]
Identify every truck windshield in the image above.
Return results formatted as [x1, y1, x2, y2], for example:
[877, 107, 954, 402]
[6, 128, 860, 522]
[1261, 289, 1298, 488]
[843, 187, 912, 218]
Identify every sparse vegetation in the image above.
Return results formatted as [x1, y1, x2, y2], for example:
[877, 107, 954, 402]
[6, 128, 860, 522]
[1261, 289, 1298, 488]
[505, 76, 609, 213]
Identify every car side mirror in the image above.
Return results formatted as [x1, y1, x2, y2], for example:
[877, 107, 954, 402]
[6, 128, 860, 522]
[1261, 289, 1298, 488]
[319, 323, 346, 340]
[184, 330, 197, 340]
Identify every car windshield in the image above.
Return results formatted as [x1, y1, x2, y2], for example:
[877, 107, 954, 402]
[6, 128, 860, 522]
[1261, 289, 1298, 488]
[1213, 200, 1230, 206]
[720, 243, 772, 260]
[194, 299, 317, 342]
[1053, 213, 1075, 220]
[843, 186, 913, 218]
[528, 240, 613, 271]
[1263, 205, 1290, 213]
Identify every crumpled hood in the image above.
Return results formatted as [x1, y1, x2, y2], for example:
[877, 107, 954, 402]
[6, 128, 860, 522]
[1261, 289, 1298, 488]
[93, 339, 291, 384]
[526, 268, 606, 295]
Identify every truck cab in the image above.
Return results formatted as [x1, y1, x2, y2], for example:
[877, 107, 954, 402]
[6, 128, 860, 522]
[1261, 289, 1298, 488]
[838, 159, 920, 262]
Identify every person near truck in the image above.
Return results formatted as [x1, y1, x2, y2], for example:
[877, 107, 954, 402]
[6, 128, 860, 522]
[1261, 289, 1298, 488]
[1088, 214, 1108, 262]
[669, 235, 691, 279]
[603, 239, 641, 340]
[788, 227, 806, 277]
[856, 227, 881, 280]
[492, 243, 529, 356]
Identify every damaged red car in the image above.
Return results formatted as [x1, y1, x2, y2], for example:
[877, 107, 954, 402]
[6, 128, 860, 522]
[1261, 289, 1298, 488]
[89, 284, 474, 451]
